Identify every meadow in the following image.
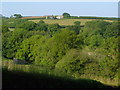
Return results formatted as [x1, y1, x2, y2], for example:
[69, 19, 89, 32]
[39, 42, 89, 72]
[29, 19, 113, 26]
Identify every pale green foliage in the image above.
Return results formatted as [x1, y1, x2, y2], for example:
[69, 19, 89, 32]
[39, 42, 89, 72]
[33, 29, 82, 68]
[2, 28, 28, 58]
[16, 35, 42, 63]
[55, 49, 93, 74]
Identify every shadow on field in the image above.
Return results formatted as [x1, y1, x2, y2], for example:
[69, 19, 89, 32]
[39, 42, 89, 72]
[2, 68, 116, 89]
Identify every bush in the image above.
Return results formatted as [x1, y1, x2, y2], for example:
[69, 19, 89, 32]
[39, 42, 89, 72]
[16, 21, 37, 31]
[55, 49, 93, 74]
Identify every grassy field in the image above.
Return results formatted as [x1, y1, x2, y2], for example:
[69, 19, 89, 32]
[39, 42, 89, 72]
[29, 19, 113, 26]
[3, 59, 117, 89]
[2, 58, 119, 89]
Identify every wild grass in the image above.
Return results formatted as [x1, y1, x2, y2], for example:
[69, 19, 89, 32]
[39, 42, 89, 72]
[2, 59, 70, 78]
[2, 58, 119, 88]
[3, 67, 113, 89]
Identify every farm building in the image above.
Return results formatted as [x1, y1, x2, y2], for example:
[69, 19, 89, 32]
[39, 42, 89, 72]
[45, 15, 56, 19]
[56, 15, 63, 19]
[45, 15, 63, 19]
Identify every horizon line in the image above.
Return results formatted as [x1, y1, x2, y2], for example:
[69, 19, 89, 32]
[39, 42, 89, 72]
[1, 14, 118, 18]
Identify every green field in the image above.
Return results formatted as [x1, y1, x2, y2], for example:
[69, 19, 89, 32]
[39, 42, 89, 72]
[29, 19, 113, 25]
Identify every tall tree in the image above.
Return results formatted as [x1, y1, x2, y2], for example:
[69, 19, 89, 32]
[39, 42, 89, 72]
[63, 12, 71, 18]
[14, 14, 22, 18]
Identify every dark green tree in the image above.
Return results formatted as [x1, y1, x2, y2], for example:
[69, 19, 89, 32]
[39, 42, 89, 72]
[14, 14, 22, 18]
[16, 21, 37, 31]
[48, 23, 60, 36]
[2, 28, 28, 58]
[66, 21, 81, 34]
[63, 12, 71, 18]
[35, 20, 48, 31]
[104, 22, 119, 38]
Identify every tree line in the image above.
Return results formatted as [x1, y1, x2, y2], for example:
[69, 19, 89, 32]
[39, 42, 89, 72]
[62, 12, 118, 20]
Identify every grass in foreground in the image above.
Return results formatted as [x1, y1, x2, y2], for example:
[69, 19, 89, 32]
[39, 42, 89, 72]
[3, 68, 116, 89]
[2, 59, 119, 88]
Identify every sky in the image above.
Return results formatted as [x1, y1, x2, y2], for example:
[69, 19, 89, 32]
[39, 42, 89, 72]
[1, 2, 118, 17]
[1, 0, 119, 2]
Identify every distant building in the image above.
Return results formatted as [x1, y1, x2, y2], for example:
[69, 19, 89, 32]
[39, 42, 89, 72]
[45, 15, 63, 19]
[56, 15, 63, 19]
[45, 15, 55, 19]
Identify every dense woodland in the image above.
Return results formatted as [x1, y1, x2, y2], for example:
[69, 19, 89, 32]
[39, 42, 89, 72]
[2, 16, 119, 87]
